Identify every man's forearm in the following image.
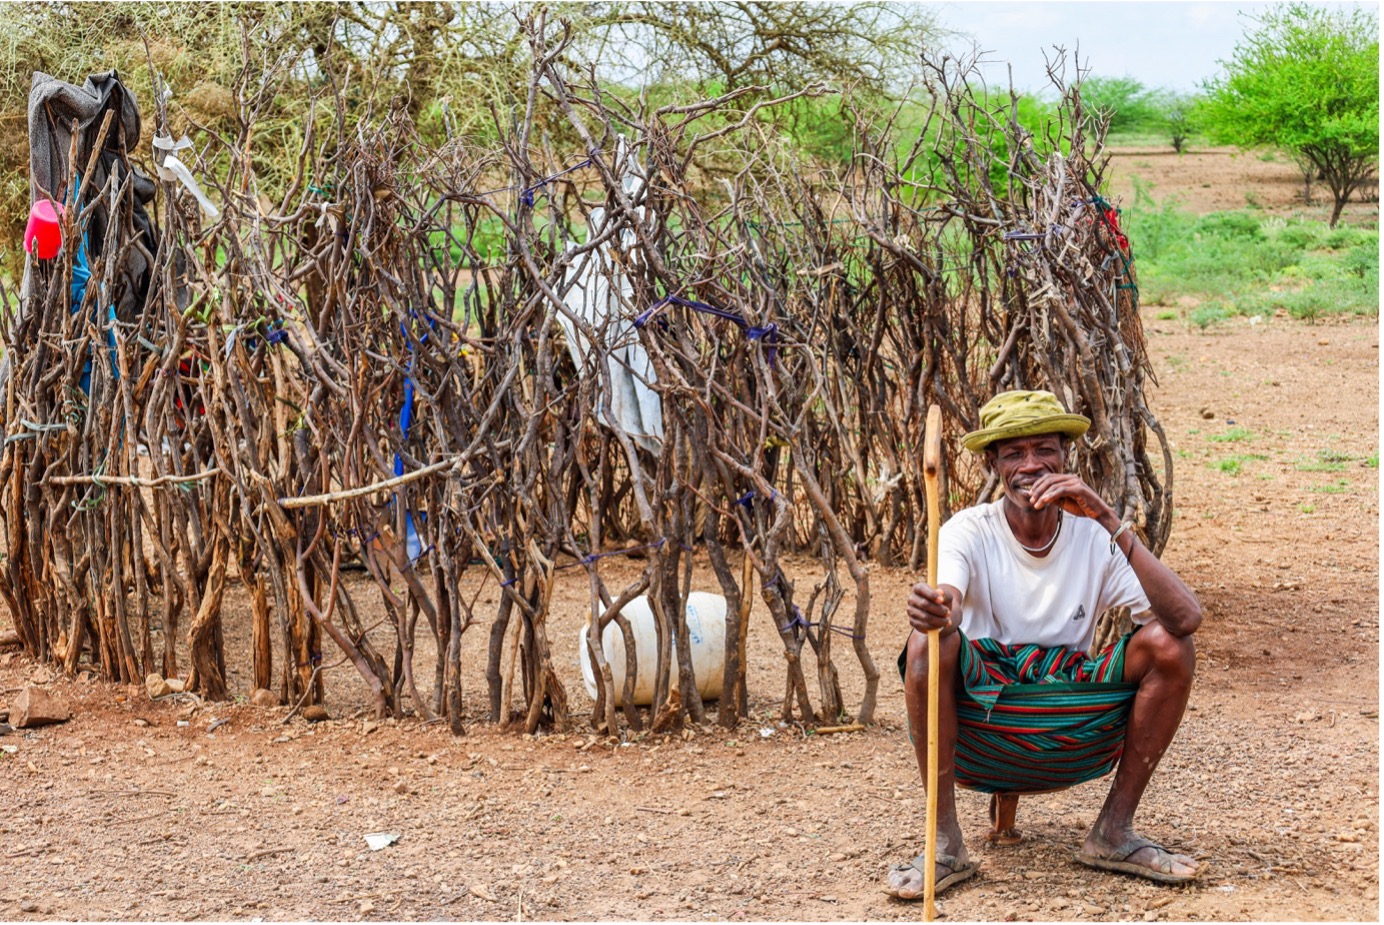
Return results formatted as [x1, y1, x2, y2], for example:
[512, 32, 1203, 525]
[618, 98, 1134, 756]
[1100, 514, 1203, 637]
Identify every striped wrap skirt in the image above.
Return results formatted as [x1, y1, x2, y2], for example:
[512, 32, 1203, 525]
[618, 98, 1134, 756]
[898, 631, 1137, 794]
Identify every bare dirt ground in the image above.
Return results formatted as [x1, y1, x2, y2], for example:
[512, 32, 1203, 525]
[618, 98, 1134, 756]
[1105, 144, 1380, 223]
[0, 151, 1378, 923]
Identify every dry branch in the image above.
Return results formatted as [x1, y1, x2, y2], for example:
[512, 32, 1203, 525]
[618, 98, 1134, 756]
[45, 468, 222, 488]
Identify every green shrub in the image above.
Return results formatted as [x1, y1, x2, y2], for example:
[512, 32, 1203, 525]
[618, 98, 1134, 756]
[1196, 211, 1266, 241]
[1323, 225, 1373, 250]
[1122, 179, 1191, 262]
[1189, 302, 1240, 328]
[1283, 286, 1347, 321]
[1276, 223, 1325, 249]
[1343, 243, 1379, 277]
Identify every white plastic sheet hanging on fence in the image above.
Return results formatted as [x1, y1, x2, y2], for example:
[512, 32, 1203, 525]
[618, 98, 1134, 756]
[557, 146, 663, 455]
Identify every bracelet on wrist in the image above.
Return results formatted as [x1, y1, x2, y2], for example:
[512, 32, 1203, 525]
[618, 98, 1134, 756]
[1109, 521, 1133, 556]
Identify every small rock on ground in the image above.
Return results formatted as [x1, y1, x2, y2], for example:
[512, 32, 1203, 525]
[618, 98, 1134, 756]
[145, 674, 172, 699]
[250, 688, 278, 706]
[14, 685, 69, 728]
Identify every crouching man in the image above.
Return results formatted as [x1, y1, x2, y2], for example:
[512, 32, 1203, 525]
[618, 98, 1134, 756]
[886, 390, 1202, 898]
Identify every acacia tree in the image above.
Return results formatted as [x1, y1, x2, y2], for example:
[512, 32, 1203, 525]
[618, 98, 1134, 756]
[574, 1, 934, 92]
[1080, 76, 1165, 137]
[1163, 92, 1197, 154]
[1200, 2, 1378, 227]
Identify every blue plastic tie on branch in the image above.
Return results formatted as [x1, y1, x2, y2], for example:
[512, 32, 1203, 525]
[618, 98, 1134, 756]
[674, 295, 746, 325]
[780, 606, 810, 634]
[637, 295, 781, 366]
[556, 537, 667, 570]
[520, 158, 593, 208]
[637, 294, 750, 328]
[746, 323, 779, 365]
[777, 606, 865, 641]
[239, 319, 288, 353]
[735, 487, 779, 508]
[398, 307, 438, 347]
[633, 295, 672, 329]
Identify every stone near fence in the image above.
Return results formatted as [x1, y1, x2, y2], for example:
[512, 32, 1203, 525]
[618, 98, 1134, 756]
[145, 674, 172, 699]
[250, 688, 279, 707]
[13, 686, 69, 728]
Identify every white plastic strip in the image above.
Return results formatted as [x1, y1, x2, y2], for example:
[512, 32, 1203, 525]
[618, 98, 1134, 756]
[152, 135, 220, 220]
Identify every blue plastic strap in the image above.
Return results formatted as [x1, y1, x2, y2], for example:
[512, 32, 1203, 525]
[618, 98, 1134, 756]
[735, 487, 779, 508]
[556, 537, 667, 570]
[392, 351, 423, 563]
[636, 295, 780, 365]
[520, 158, 593, 208]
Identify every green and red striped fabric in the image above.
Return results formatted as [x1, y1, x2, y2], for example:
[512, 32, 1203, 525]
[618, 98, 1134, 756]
[899, 632, 1137, 794]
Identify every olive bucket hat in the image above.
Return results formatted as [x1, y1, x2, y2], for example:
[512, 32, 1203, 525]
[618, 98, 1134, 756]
[961, 390, 1091, 453]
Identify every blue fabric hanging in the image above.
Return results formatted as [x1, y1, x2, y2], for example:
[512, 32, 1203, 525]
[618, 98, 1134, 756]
[69, 175, 117, 395]
[393, 357, 423, 563]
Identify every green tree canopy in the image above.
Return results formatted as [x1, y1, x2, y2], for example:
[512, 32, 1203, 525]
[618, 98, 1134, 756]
[1200, 2, 1379, 226]
[1162, 92, 1199, 154]
[1080, 75, 1166, 136]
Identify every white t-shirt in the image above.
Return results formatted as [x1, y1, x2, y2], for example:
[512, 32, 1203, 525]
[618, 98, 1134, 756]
[937, 499, 1151, 652]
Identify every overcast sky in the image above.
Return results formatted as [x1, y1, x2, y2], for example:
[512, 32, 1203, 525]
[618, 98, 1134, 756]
[930, 1, 1379, 95]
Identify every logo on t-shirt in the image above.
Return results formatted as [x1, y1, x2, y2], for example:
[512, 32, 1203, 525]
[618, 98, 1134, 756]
[1071, 604, 1087, 622]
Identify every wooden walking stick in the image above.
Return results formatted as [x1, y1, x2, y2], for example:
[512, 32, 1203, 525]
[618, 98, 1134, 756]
[922, 403, 943, 920]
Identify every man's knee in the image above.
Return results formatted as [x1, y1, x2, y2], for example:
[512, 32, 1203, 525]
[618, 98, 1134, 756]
[1129, 621, 1195, 684]
[904, 628, 961, 692]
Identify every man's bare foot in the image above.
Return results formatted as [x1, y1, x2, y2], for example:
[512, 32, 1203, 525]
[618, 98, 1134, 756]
[1078, 829, 1200, 883]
